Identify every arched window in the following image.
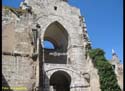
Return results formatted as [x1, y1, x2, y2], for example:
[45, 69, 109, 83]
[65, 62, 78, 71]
[43, 21, 69, 64]
[43, 40, 55, 49]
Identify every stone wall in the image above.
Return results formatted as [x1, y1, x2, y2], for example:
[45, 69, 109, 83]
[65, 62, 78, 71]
[2, 8, 37, 91]
[2, 1, 101, 91]
[2, 55, 36, 91]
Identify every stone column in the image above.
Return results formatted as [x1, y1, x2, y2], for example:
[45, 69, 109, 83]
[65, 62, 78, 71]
[35, 38, 40, 91]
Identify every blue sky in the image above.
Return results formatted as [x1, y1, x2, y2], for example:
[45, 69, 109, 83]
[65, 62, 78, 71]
[68, 0, 123, 63]
[2, 0, 123, 63]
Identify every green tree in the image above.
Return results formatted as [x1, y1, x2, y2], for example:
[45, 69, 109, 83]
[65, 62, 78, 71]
[88, 48, 121, 91]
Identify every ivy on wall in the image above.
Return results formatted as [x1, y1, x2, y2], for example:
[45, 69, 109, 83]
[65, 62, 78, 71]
[88, 48, 121, 91]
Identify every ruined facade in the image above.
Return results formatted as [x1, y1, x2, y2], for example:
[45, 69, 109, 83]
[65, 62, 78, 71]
[2, 0, 123, 91]
[110, 49, 123, 91]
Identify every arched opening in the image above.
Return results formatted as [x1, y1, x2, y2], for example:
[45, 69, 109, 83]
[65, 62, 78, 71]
[42, 21, 69, 64]
[50, 71, 71, 91]
[43, 40, 55, 49]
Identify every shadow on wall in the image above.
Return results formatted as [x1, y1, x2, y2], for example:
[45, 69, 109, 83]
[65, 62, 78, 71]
[2, 73, 13, 91]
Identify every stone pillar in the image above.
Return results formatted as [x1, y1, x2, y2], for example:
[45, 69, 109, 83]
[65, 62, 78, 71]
[35, 38, 40, 90]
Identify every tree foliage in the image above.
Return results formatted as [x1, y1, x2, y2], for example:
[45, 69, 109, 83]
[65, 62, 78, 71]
[88, 48, 121, 91]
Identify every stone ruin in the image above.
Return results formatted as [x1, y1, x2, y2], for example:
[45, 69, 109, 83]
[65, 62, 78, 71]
[2, 0, 123, 91]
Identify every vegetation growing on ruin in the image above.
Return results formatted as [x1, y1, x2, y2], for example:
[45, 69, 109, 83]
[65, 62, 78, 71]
[3, 6, 27, 12]
[3, 6, 28, 16]
[88, 48, 121, 91]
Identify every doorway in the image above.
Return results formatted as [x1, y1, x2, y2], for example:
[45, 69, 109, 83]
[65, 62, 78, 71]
[50, 71, 71, 91]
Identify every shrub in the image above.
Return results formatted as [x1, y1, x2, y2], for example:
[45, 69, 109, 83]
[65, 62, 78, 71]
[88, 48, 121, 91]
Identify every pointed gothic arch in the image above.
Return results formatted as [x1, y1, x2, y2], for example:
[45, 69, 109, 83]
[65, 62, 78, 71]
[42, 21, 69, 64]
[43, 21, 69, 51]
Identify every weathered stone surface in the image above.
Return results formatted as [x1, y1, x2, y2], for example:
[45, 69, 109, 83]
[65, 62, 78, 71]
[2, 0, 122, 91]
[2, 23, 15, 52]
[110, 50, 123, 91]
[2, 55, 35, 91]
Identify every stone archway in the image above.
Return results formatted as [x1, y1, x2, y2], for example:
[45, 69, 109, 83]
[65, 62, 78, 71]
[50, 71, 71, 91]
[42, 21, 69, 64]
[43, 21, 69, 51]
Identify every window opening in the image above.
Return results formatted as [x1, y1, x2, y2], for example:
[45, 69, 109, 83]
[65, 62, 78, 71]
[54, 6, 57, 10]
[43, 40, 55, 49]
